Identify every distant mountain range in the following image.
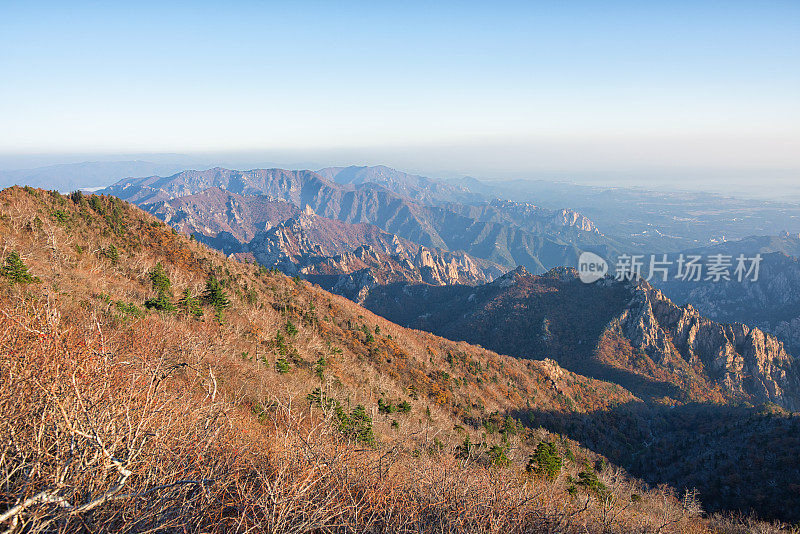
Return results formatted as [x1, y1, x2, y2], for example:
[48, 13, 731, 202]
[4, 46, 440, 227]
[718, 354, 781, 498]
[453, 178, 800, 250]
[316, 165, 484, 205]
[101, 166, 615, 276]
[13, 158, 800, 253]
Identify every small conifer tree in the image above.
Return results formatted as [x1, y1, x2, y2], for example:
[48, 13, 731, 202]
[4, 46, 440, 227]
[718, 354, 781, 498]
[202, 276, 230, 322]
[378, 398, 396, 415]
[275, 358, 290, 374]
[144, 262, 175, 311]
[1, 251, 39, 285]
[314, 355, 327, 379]
[527, 441, 563, 480]
[149, 262, 171, 294]
[576, 465, 608, 496]
[337, 405, 375, 446]
[178, 288, 203, 317]
[285, 320, 298, 336]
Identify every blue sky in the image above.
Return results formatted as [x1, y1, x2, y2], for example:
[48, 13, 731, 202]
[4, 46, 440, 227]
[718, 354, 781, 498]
[1, 1, 798, 181]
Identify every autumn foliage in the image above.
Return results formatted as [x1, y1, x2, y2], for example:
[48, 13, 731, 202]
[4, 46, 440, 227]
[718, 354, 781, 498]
[0, 187, 789, 532]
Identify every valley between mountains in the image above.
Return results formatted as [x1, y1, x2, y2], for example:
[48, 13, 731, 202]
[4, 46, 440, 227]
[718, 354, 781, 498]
[3, 165, 800, 531]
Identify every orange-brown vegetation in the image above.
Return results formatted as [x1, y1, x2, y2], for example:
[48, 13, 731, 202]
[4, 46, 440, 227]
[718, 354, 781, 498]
[0, 186, 790, 532]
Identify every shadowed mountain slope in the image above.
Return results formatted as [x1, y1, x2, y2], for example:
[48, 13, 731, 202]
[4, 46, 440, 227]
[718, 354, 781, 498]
[359, 266, 800, 521]
[362, 267, 800, 411]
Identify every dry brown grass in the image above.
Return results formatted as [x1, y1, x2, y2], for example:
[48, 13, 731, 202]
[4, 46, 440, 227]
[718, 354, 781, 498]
[0, 293, 712, 533]
[0, 186, 787, 533]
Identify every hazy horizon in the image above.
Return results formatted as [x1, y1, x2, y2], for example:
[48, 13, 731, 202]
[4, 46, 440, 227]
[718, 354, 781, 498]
[0, 147, 798, 200]
[2, 1, 798, 193]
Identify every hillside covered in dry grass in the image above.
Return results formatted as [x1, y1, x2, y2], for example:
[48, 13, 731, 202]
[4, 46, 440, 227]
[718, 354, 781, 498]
[0, 186, 790, 533]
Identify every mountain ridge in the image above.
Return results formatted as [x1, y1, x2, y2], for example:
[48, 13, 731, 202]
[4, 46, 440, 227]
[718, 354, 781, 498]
[2, 184, 733, 531]
[101, 166, 616, 274]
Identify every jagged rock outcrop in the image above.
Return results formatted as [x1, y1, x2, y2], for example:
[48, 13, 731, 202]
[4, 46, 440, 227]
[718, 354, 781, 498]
[618, 279, 800, 409]
[654, 249, 800, 354]
[488, 199, 601, 235]
[550, 208, 599, 233]
[237, 211, 503, 300]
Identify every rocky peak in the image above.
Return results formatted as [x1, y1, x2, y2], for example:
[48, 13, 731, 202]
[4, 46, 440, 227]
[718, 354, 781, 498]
[618, 278, 800, 409]
[489, 265, 529, 288]
[550, 208, 600, 234]
[540, 358, 565, 383]
[489, 198, 601, 234]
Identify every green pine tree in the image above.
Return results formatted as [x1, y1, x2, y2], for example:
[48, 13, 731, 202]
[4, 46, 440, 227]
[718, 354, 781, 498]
[338, 405, 375, 446]
[576, 465, 609, 496]
[527, 441, 563, 480]
[144, 262, 174, 311]
[178, 288, 203, 317]
[203, 276, 230, 322]
[149, 262, 171, 294]
[314, 355, 327, 379]
[275, 358, 290, 374]
[1, 251, 39, 285]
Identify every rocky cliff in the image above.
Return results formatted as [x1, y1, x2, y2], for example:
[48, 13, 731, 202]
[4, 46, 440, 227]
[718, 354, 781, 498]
[655, 248, 800, 354]
[242, 210, 503, 300]
[619, 279, 800, 409]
